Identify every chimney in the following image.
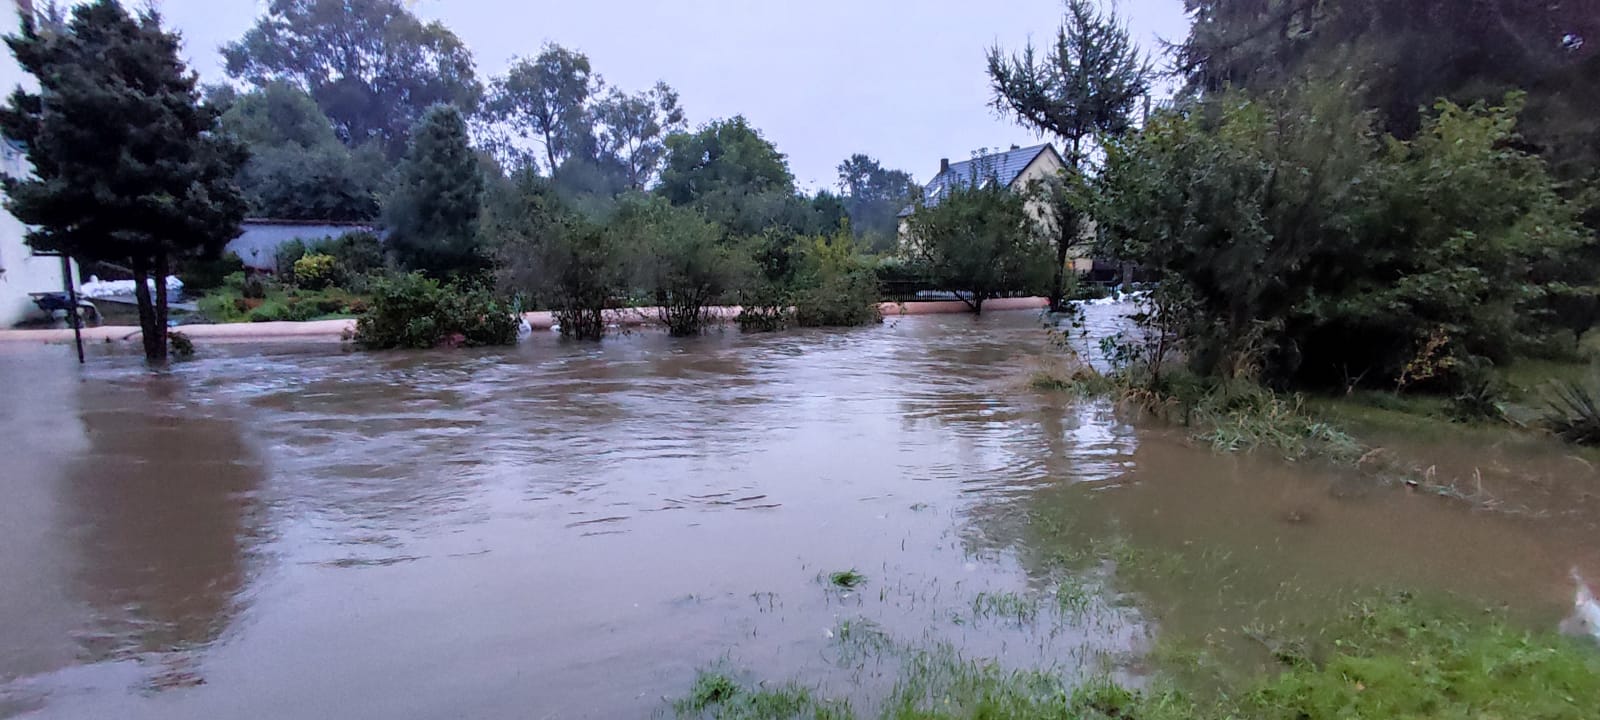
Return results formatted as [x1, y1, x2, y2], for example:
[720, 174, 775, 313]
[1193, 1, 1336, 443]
[939, 158, 949, 175]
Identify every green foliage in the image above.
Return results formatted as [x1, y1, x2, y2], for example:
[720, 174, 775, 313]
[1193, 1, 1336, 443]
[312, 231, 386, 277]
[836, 154, 917, 251]
[623, 198, 747, 337]
[353, 273, 518, 350]
[197, 272, 367, 324]
[223, 0, 482, 157]
[385, 105, 487, 277]
[488, 44, 601, 175]
[219, 82, 387, 221]
[1243, 598, 1600, 720]
[987, 0, 1150, 310]
[1177, 0, 1600, 184]
[659, 117, 831, 238]
[293, 253, 339, 291]
[1, 0, 248, 361]
[593, 82, 687, 190]
[674, 671, 850, 720]
[1100, 87, 1588, 391]
[672, 598, 1600, 720]
[275, 239, 308, 281]
[827, 570, 866, 589]
[986, 0, 1150, 163]
[494, 176, 633, 340]
[791, 232, 882, 328]
[902, 169, 1053, 314]
[177, 252, 246, 292]
[1542, 377, 1600, 446]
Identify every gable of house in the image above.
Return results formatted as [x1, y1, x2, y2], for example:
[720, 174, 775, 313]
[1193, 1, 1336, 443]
[899, 144, 1062, 218]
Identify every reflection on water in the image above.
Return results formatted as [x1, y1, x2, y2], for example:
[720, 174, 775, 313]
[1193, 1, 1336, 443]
[0, 310, 1596, 718]
[0, 362, 263, 715]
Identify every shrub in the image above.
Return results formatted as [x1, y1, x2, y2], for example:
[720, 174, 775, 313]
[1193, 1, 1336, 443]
[241, 274, 268, 300]
[178, 252, 245, 292]
[274, 238, 308, 281]
[293, 253, 340, 290]
[792, 233, 882, 328]
[167, 331, 194, 358]
[736, 283, 793, 332]
[312, 231, 385, 277]
[1542, 378, 1600, 445]
[1100, 89, 1588, 392]
[354, 272, 519, 350]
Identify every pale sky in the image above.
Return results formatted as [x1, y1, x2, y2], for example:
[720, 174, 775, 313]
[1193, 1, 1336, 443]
[150, 0, 1190, 191]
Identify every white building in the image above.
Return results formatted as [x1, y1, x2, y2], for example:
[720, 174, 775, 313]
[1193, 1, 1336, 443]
[0, 0, 75, 327]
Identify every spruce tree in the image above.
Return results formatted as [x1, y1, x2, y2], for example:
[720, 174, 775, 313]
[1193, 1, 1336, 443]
[1, 0, 247, 361]
[385, 104, 485, 276]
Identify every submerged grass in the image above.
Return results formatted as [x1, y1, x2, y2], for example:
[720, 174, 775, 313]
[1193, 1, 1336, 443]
[674, 596, 1600, 719]
[829, 570, 868, 590]
[674, 671, 852, 719]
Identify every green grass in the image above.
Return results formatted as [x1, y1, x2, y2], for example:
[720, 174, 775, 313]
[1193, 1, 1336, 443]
[673, 597, 1600, 719]
[675, 671, 851, 719]
[829, 570, 868, 589]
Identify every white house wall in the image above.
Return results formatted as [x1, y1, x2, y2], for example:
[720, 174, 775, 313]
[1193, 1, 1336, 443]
[0, 0, 77, 327]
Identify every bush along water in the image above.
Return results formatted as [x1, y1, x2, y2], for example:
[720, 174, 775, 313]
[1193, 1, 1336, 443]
[353, 273, 519, 350]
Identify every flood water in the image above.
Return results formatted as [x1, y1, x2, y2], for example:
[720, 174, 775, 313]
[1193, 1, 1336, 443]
[2, 310, 1597, 718]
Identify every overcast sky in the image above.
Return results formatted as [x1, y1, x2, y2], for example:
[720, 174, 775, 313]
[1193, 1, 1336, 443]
[151, 0, 1190, 191]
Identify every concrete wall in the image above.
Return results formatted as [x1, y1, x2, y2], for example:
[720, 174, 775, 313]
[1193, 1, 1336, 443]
[227, 222, 376, 271]
[0, 0, 76, 327]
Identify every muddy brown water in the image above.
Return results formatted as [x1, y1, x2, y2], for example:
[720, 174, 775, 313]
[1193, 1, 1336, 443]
[1, 310, 1596, 718]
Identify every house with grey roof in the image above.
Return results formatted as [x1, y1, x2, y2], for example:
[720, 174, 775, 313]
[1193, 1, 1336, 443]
[897, 143, 1096, 272]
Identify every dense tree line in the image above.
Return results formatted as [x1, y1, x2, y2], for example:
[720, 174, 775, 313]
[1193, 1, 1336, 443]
[4, 0, 1083, 359]
[1089, 0, 1600, 395]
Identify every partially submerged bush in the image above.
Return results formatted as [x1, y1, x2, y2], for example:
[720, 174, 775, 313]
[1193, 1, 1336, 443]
[792, 233, 881, 328]
[736, 283, 793, 332]
[167, 331, 194, 358]
[354, 273, 519, 350]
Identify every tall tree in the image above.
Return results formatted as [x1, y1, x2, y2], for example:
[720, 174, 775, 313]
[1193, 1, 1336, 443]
[385, 105, 485, 276]
[836, 154, 917, 251]
[2, 0, 248, 362]
[988, 0, 1150, 310]
[903, 169, 1053, 314]
[222, 0, 481, 158]
[220, 81, 387, 220]
[489, 44, 601, 175]
[593, 82, 686, 190]
[1176, 0, 1600, 181]
[658, 116, 813, 237]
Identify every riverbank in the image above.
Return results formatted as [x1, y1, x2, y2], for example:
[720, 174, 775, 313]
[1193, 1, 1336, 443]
[0, 296, 1050, 346]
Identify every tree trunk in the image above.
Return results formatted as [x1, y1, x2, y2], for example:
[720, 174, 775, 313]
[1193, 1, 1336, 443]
[972, 295, 985, 315]
[154, 250, 171, 361]
[130, 257, 165, 362]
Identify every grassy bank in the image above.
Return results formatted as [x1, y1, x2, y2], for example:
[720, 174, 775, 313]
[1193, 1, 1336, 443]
[1026, 344, 1600, 507]
[672, 596, 1600, 719]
